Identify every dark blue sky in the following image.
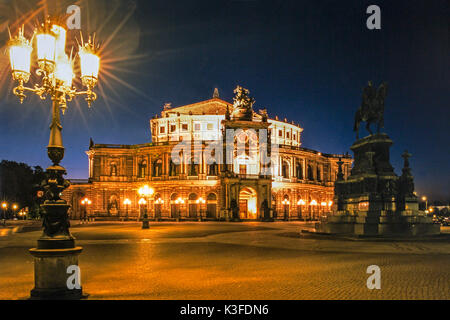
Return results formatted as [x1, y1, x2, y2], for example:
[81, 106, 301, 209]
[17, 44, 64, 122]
[0, 0, 448, 200]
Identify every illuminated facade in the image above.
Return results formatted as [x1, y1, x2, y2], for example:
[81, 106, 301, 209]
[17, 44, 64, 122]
[63, 88, 352, 221]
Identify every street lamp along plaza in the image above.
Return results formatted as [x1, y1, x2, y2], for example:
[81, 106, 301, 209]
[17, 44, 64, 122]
[81, 197, 92, 222]
[174, 197, 185, 221]
[7, 16, 101, 300]
[196, 197, 206, 221]
[297, 199, 305, 220]
[138, 185, 154, 215]
[1, 202, 7, 222]
[123, 198, 131, 221]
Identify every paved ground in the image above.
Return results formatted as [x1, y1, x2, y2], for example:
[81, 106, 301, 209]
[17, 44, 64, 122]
[0, 221, 449, 300]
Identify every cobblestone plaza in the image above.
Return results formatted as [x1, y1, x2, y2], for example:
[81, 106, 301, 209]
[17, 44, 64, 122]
[1, 222, 449, 300]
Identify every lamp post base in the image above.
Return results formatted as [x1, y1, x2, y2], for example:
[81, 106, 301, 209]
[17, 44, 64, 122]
[29, 246, 85, 300]
[142, 214, 150, 229]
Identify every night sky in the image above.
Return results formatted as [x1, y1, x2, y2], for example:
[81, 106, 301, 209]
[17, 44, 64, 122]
[0, 0, 448, 200]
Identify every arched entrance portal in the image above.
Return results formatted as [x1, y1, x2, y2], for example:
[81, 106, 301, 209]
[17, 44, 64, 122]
[239, 187, 257, 219]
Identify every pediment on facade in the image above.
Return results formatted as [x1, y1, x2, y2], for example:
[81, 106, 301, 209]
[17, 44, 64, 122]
[163, 98, 232, 116]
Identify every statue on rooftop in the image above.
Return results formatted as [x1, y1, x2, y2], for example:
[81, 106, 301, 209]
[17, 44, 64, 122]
[232, 86, 255, 121]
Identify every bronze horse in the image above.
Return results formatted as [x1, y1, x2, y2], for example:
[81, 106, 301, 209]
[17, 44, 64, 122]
[354, 81, 388, 139]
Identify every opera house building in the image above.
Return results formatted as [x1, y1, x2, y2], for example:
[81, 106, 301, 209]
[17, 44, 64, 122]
[63, 87, 352, 221]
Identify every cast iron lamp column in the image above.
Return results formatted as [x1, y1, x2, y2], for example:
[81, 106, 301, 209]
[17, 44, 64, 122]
[297, 199, 305, 221]
[138, 185, 154, 228]
[196, 197, 205, 221]
[282, 199, 290, 221]
[422, 196, 428, 211]
[1, 202, 7, 225]
[7, 17, 100, 299]
[123, 198, 131, 221]
[81, 197, 92, 222]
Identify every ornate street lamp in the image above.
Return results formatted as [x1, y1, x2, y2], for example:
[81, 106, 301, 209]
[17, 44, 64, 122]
[138, 197, 149, 229]
[422, 196, 428, 211]
[7, 17, 100, 300]
[81, 197, 92, 222]
[175, 197, 185, 221]
[297, 199, 305, 220]
[282, 199, 290, 221]
[12, 204, 18, 219]
[310, 199, 318, 220]
[196, 197, 206, 221]
[138, 198, 147, 219]
[138, 185, 154, 219]
[320, 201, 327, 218]
[123, 198, 131, 221]
[1, 202, 7, 221]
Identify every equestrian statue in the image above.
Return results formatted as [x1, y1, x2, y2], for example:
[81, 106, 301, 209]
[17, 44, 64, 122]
[354, 81, 388, 139]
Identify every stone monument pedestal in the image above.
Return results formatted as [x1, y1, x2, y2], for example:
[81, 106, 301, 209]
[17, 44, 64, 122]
[29, 201, 86, 300]
[29, 247, 83, 300]
[316, 133, 440, 237]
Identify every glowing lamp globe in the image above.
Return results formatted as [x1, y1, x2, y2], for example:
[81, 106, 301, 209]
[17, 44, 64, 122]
[36, 32, 56, 72]
[51, 24, 67, 58]
[8, 28, 33, 82]
[79, 41, 100, 87]
[54, 54, 74, 88]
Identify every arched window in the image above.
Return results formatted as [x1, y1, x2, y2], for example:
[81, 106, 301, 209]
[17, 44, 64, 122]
[206, 193, 217, 218]
[188, 193, 198, 201]
[153, 159, 162, 177]
[296, 162, 303, 179]
[138, 160, 147, 178]
[282, 160, 289, 179]
[207, 193, 217, 201]
[169, 160, 179, 176]
[307, 165, 314, 180]
[188, 193, 198, 218]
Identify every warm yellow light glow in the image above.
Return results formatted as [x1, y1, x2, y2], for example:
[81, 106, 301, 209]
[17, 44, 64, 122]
[422, 196, 427, 201]
[310, 200, 318, 206]
[54, 54, 74, 88]
[321, 201, 327, 207]
[297, 199, 306, 205]
[81, 197, 91, 205]
[282, 199, 290, 205]
[123, 198, 131, 205]
[175, 197, 185, 204]
[328, 201, 333, 206]
[8, 28, 33, 81]
[138, 198, 147, 205]
[155, 198, 164, 204]
[429, 208, 434, 213]
[138, 185, 154, 197]
[79, 39, 100, 84]
[12, 204, 18, 210]
[1, 202, 7, 209]
[196, 197, 206, 204]
[248, 198, 257, 215]
[51, 24, 67, 58]
[36, 33, 56, 65]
